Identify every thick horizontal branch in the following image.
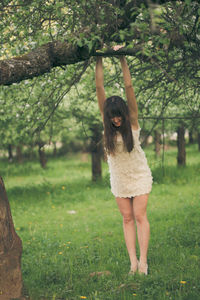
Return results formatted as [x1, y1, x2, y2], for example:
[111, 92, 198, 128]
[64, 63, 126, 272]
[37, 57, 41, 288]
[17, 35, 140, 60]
[0, 0, 199, 86]
[0, 41, 90, 85]
[0, 0, 199, 87]
[0, 41, 145, 85]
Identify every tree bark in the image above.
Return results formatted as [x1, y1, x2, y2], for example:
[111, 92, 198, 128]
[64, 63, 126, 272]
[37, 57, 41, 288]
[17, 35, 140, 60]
[38, 144, 47, 168]
[16, 145, 23, 163]
[198, 132, 200, 151]
[8, 144, 13, 162]
[177, 124, 186, 166]
[189, 129, 194, 144]
[154, 129, 161, 158]
[0, 39, 183, 86]
[90, 126, 103, 181]
[0, 41, 91, 86]
[0, 177, 23, 299]
[141, 129, 151, 148]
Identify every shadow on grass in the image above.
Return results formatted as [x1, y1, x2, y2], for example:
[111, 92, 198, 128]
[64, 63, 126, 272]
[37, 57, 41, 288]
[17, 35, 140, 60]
[7, 176, 110, 206]
[152, 163, 200, 184]
[0, 155, 91, 177]
[0, 158, 46, 177]
[4, 163, 200, 208]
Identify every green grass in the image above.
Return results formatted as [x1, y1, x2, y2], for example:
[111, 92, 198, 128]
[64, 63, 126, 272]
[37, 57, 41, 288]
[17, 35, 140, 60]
[1, 144, 200, 300]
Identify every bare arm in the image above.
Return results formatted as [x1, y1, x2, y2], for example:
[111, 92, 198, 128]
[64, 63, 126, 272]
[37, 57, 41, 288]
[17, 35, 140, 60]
[120, 56, 139, 129]
[95, 57, 106, 117]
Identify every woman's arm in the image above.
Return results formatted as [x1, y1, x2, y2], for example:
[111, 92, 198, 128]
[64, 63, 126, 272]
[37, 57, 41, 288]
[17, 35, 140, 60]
[120, 56, 139, 129]
[95, 57, 106, 117]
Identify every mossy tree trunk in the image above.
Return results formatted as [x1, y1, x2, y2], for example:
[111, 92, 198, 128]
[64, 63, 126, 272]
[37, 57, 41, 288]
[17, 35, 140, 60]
[0, 177, 23, 299]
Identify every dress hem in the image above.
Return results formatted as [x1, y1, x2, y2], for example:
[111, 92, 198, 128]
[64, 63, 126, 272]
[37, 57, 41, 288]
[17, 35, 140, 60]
[112, 188, 152, 198]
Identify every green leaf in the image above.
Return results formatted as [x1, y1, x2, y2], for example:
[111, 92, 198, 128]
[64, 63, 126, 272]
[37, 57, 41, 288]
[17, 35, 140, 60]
[185, 0, 191, 5]
[119, 30, 125, 41]
[77, 40, 83, 47]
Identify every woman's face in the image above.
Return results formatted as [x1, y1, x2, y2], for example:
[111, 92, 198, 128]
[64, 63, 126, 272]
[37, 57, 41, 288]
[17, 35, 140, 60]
[111, 116, 122, 127]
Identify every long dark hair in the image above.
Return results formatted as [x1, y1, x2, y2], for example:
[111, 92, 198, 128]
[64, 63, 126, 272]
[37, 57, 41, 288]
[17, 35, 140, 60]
[103, 96, 134, 155]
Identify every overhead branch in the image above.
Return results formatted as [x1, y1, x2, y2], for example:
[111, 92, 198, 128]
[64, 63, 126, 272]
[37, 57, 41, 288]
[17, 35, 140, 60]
[0, 41, 145, 85]
[0, 38, 193, 86]
[0, 0, 199, 86]
[0, 41, 90, 86]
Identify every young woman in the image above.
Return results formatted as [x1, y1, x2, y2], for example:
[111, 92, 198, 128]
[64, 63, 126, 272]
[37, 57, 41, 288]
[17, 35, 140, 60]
[95, 53, 153, 275]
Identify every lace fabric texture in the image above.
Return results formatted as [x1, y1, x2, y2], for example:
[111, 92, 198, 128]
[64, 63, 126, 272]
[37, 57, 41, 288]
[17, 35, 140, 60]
[107, 128, 153, 198]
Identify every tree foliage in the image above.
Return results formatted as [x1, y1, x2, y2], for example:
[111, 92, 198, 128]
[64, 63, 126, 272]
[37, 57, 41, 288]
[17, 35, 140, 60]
[0, 0, 199, 86]
[0, 0, 200, 154]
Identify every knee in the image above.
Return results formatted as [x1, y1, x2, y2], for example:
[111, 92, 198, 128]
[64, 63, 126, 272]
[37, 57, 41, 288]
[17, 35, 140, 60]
[135, 213, 147, 224]
[123, 213, 134, 224]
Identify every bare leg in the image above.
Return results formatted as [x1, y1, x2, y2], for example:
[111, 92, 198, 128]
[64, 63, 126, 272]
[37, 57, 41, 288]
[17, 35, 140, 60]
[115, 197, 138, 271]
[133, 194, 150, 273]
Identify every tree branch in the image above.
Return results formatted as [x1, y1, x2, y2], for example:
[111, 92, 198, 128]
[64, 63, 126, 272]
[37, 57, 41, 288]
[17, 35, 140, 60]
[0, 0, 199, 86]
[0, 41, 90, 85]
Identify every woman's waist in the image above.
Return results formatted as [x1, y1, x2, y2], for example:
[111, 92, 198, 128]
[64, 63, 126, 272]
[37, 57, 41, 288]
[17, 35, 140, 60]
[108, 144, 143, 156]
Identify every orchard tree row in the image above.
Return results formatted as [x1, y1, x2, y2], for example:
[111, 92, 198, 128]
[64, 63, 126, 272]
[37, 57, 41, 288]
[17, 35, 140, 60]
[0, 56, 200, 175]
[0, 0, 199, 177]
[0, 59, 200, 181]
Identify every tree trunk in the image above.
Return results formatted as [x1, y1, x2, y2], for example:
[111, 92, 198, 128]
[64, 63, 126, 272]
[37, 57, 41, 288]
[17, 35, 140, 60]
[38, 144, 47, 168]
[141, 129, 151, 148]
[16, 145, 23, 163]
[90, 126, 103, 181]
[8, 144, 13, 162]
[154, 130, 161, 158]
[0, 177, 23, 299]
[189, 129, 194, 144]
[198, 132, 200, 151]
[177, 124, 186, 166]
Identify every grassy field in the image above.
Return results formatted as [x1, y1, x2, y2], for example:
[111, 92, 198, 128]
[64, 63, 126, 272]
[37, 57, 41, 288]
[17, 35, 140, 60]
[1, 144, 200, 300]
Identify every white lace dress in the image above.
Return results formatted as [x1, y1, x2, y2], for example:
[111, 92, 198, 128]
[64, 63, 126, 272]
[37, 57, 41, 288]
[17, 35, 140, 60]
[107, 127, 153, 198]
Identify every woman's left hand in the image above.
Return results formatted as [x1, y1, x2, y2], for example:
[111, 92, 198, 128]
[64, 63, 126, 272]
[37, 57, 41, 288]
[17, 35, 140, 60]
[112, 45, 124, 51]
